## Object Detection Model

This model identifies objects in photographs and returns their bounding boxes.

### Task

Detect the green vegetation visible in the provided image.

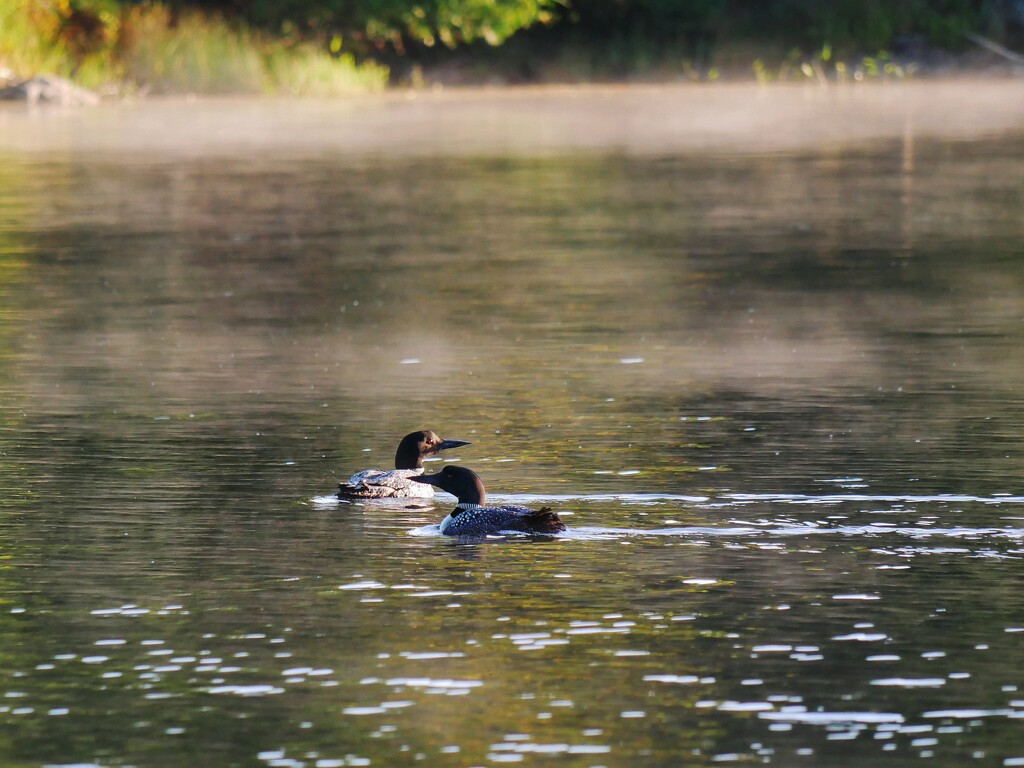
[1,0,1020,94]
[0,0,79,80]
[0,0,387,95]
[233,0,561,49]
[463,0,1020,83]
[117,5,386,94]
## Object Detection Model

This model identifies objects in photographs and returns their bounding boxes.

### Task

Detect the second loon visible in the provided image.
[337,430,470,499]
[411,465,566,536]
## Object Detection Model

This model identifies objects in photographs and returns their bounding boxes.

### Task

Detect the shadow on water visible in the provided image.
[1,83,1024,767]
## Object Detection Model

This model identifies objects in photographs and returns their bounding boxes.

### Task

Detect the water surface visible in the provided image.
[1,82,1024,767]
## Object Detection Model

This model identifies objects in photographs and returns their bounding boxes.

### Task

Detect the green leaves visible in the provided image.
[356,0,561,49]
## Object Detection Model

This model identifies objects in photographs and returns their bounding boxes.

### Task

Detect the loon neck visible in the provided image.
[394,442,423,470]
[457,475,486,507]
[453,501,481,516]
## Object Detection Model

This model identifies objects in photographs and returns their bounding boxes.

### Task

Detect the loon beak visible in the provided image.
[410,472,440,486]
[434,439,470,453]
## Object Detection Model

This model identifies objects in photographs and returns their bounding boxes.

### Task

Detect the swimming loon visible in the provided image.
[411,465,565,536]
[337,430,470,499]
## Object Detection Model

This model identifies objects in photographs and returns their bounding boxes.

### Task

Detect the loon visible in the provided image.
[337,430,470,499]
[411,465,565,536]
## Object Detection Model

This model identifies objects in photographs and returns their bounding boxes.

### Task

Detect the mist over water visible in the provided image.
[2,81,1024,156]
[1,82,1024,767]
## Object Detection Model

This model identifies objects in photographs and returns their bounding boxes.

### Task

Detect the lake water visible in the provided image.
[1,82,1024,767]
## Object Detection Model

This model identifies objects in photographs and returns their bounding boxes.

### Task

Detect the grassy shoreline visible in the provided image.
[0,2,388,96]
[405,37,1023,89]
[2,1,1022,98]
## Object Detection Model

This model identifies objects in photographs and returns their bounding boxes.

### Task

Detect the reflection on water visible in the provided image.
[1,84,1024,767]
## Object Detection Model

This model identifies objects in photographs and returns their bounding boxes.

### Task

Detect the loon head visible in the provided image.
[411,465,486,505]
[394,430,470,470]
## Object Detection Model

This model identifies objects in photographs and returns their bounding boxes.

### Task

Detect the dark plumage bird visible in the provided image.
[337,430,470,499]
[411,465,565,536]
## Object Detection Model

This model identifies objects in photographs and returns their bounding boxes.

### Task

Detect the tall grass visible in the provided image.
[118,6,265,94]
[0,1,387,96]
[265,44,387,97]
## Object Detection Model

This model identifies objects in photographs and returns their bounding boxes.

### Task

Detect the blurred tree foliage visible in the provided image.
[168,0,563,50]
[159,0,1019,53]
[558,0,1019,52]
[7,0,1021,87]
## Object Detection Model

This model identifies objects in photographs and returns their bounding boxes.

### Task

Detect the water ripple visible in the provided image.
[722,493,1024,505]
[320,491,1024,507]
[407,522,1024,543]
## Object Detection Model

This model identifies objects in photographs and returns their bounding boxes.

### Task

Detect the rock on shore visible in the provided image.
[0,75,100,106]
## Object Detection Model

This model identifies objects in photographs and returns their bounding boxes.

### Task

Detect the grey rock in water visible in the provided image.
[0,75,100,106]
